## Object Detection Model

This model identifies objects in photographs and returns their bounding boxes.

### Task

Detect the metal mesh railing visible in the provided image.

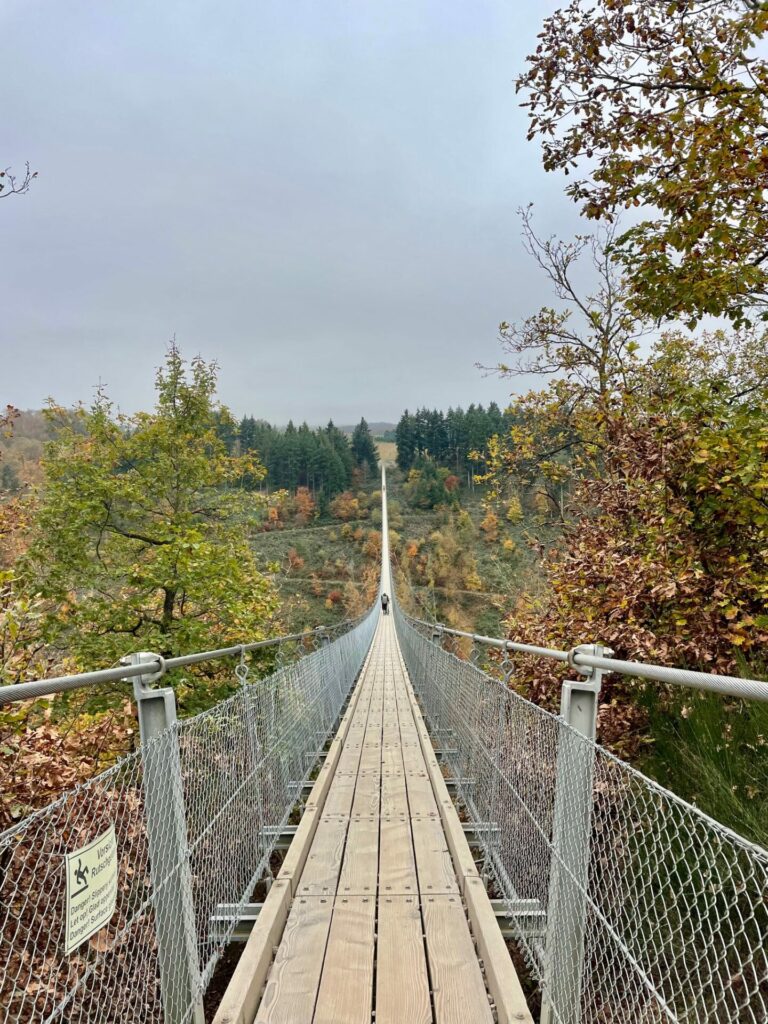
[395,602,768,1024]
[0,606,377,1024]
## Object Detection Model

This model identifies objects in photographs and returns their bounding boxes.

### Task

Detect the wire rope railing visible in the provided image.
[393,599,768,1024]
[0,607,377,1024]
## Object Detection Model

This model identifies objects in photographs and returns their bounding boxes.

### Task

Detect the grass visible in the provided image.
[250,504,381,632]
[640,689,768,848]
[375,440,397,466]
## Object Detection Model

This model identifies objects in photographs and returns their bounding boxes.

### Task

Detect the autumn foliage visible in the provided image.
[293,486,316,526]
[330,491,361,521]
[487,332,768,751]
[519,0,768,324]
[18,348,278,672]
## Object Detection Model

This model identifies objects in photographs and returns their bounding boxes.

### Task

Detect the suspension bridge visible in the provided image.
[1,470,767,1023]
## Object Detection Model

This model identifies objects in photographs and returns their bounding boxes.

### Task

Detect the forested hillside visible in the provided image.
[226,416,379,498]
[0,353,386,827]
[394,403,509,479]
[3,0,768,881]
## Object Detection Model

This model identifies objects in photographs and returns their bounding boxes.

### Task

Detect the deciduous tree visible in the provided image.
[493,208,643,397]
[496,332,768,749]
[0,162,37,201]
[519,0,768,323]
[22,346,278,668]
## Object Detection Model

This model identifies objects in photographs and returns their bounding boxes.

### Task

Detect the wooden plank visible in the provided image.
[380,770,407,816]
[404,770,440,815]
[358,745,382,773]
[337,816,378,896]
[306,736,342,809]
[381,744,403,770]
[254,896,333,1024]
[313,896,376,1024]
[407,676,481,894]
[322,774,357,817]
[412,815,459,896]
[350,771,380,817]
[297,815,348,896]
[335,741,364,774]
[378,815,418,896]
[212,877,291,1024]
[278,807,319,896]
[376,896,433,1024]
[464,876,534,1024]
[422,895,494,1024]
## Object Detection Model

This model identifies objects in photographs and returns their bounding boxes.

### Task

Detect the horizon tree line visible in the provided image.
[395,403,511,480]
[217,415,379,498]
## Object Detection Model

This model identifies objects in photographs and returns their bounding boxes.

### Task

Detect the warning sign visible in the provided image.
[64,823,118,955]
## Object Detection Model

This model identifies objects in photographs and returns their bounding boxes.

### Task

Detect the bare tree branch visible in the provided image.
[0,162,37,200]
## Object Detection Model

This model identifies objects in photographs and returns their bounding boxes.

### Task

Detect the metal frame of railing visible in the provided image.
[0,608,377,1024]
[394,603,768,1024]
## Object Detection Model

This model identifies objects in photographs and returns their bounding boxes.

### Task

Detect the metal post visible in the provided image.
[540,644,612,1024]
[127,653,205,1024]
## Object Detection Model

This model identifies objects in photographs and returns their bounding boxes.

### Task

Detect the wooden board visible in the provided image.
[464,876,534,1024]
[337,816,378,896]
[322,774,357,816]
[380,771,408,816]
[381,743,404,770]
[296,815,348,896]
[422,895,494,1024]
[378,815,418,896]
[412,815,459,896]
[350,771,381,817]
[376,896,433,1024]
[313,897,376,1024]
[254,896,333,1024]
[404,770,440,814]
[212,877,291,1024]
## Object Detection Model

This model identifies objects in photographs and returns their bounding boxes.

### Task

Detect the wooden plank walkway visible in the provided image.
[215,612,533,1024]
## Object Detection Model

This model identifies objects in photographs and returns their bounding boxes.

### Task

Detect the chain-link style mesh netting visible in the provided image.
[395,604,768,1024]
[0,607,377,1024]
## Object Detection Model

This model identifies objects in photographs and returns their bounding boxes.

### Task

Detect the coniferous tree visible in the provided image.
[351,418,379,479]
[394,403,512,479]
[217,414,361,497]
[326,421,355,485]
[395,411,418,471]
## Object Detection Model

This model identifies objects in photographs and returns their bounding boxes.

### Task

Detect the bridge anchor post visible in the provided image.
[540,643,612,1024]
[125,652,205,1024]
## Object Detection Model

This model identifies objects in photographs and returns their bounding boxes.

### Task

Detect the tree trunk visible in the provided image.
[161,587,176,632]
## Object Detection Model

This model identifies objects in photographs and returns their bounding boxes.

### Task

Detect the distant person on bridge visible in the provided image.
[380,592,390,615]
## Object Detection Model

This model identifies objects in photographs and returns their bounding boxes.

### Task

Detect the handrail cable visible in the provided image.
[408,615,768,703]
[0,615,365,708]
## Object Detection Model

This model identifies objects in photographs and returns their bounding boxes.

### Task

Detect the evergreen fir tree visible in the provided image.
[351,418,379,479]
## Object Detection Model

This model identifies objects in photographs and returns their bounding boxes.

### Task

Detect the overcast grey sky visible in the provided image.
[1,0,584,424]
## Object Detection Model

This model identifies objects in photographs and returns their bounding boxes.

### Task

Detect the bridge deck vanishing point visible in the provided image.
[214,611,532,1024]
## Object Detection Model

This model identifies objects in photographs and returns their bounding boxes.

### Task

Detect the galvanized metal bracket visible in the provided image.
[562,643,614,742]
